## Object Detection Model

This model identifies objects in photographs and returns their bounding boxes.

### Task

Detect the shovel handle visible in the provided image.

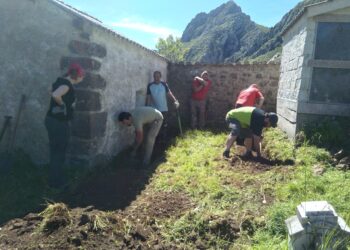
[8,95,26,152]
[176,109,183,137]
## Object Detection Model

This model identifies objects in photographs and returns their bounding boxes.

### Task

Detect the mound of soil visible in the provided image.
[0,190,193,250]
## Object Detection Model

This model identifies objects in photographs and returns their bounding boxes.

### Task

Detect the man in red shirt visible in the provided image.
[191,71,211,129]
[235,84,264,109]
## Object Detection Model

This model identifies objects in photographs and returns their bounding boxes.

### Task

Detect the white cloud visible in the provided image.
[111,18,181,39]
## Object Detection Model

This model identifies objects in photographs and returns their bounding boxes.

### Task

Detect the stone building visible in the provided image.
[0,0,282,167]
[0,0,168,166]
[277,0,350,138]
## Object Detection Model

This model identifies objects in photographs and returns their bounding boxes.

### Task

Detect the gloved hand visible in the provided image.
[174,100,180,109]
[51,103,67,116]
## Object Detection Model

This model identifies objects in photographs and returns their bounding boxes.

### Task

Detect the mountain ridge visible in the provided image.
[181,0,325,63]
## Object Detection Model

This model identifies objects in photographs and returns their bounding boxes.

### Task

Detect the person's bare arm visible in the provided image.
[195,76,209,85]
[253,134,262,156]
[193,77,208,92]
[193,82,203,92]
[52,85,69,105]
[256,97,264,109]
[133,130,144,151]
[167,91,177,103]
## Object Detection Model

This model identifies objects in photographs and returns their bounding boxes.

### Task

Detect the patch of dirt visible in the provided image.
[230,155,275,173]
[228,149,294,174]
[208,215,240,241]
[0,187,194,250]
[126,191,194,219]
[0,196,189,250]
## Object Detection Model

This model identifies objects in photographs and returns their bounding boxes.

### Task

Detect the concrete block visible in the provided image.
[297,201,338,225]
[287,201,350,249]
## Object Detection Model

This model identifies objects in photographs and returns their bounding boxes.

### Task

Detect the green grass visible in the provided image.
[252,129,350,249]
[147,129,350,248]
[1,128,350,248]
[301,117,350,151]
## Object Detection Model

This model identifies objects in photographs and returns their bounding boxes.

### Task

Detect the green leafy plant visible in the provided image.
[156,35,189,62]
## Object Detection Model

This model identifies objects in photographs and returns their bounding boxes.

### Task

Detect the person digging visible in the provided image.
[118,107,163,167]
[223,107,278,159]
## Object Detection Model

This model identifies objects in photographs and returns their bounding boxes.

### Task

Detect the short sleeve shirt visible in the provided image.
[236,87,263,107]
[191,79,211,101]
[46,77,75,121]
[226,107,265,136]
[131,107,163,131]
[147,81,170,112]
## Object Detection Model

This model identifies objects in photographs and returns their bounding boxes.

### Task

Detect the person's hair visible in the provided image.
[64,63,85,80]
[266,112,278,127]
[201,71,208,77]
[118,112,131,122]
[153,71,161,78]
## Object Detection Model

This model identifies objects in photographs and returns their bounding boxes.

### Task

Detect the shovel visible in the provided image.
[176,109,183,137]
[0,95,26,173]
[0,116,12,143]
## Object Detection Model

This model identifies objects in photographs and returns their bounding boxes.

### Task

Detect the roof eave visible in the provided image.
[50,0,170,62]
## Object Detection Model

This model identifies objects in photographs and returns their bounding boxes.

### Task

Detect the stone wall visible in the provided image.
[0,0,167,165]
[168,63,280,128]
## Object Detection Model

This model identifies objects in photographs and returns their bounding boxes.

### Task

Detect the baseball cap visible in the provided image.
[268,112,278,128]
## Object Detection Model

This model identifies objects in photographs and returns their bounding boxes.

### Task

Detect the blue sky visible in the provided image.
[63,0,301,49]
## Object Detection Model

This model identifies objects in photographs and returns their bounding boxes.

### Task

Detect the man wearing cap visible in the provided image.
[118,107,163,166]
[223,107,278,159]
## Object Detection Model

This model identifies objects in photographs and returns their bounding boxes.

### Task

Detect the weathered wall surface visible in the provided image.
[277,15,310,138]
[0,0,167,165]
[278,3,350,139]
[84,18,168,165]
[168,63,280,128]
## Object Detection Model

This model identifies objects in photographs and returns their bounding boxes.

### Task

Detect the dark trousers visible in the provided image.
[45,116,70,188]
[155,112,169,145]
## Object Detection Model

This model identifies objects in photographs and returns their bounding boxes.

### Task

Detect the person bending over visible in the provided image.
[223,107,278,159]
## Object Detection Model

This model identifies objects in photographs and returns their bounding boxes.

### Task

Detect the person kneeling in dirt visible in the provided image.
[118,107,163,166]
[223,107,278,159]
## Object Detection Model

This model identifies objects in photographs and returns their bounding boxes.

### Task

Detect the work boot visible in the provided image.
[223,150,230,158]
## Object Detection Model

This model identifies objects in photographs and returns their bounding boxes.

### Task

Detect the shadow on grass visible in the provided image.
[60,146,168,211]
[0,136,175,225]
[0,150,51,225]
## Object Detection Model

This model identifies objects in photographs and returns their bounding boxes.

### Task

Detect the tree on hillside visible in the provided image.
[156,35,188,63]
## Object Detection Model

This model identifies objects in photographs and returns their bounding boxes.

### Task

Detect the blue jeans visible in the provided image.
[45,116,70,188]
